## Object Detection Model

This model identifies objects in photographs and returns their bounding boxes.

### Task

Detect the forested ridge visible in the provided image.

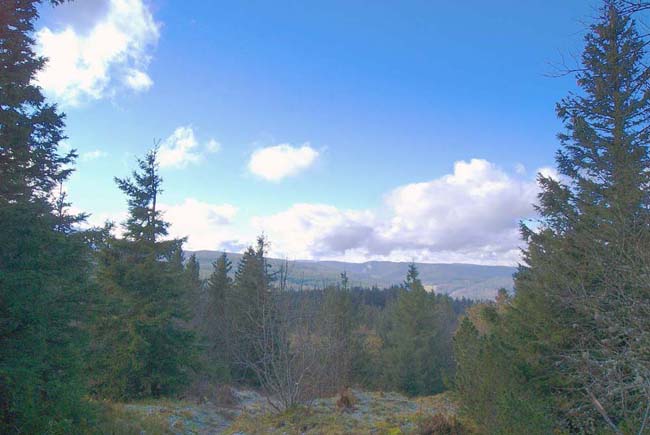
[3,0,650,434]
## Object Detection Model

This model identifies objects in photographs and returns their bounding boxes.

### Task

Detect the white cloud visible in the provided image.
[158,126,220,169]
[160,199,240,250]
[159,126,201,168]
[250,159,541,265]
[72,208,128,237]
[81,149,108,161]
[205,139,221,153]
[124,68,153,91]
[248,143,319,181]
[74,199,240,250]
[252,204,375,260]
[78,158,546,265]
[35,0,159,105]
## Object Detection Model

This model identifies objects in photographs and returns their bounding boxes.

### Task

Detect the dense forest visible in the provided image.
[3,0,650,434]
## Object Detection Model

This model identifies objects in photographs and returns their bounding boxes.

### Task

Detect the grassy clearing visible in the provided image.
[90,390,473,434]
[226,391,473,435]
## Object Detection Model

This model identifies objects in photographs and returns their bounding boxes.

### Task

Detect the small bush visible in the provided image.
[417,413,467,435]
[336,387,356,412]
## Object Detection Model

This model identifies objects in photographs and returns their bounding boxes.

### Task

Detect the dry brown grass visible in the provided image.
[416,413,468,435]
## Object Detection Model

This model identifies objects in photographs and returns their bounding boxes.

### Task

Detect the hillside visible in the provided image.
[189,250,515,300]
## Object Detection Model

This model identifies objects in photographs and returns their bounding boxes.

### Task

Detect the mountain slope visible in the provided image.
[189,250,515,300]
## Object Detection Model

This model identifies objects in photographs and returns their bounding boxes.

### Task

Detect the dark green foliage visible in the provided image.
[208,253,232,304]
[0,203,94,434]
[453,307,553,434]
[185,254,202,296]
[91,150,197,400]
[513,2,650,431]
[381,264,455,396]
[227,237,273,384]
[0,1,93,432]
[195,249,470,399]
[454,2,650,432]
[202,252,233,380]
[0,0,75,204]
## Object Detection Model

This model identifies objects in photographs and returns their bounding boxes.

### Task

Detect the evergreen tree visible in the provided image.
[455,2,650,432]
[382,264,444,395]
[184,253,203,325]
[319,285,354,392]
[340,270,349,291]
[92,149,196,399]
[204,252,233,379]
[228,237,272,383]
[0,1,93,432]
[453,303,553,434]
[208,253,232,304]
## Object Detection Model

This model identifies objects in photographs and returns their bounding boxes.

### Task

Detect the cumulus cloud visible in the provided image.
[35,0,160,105]
[158,126,219,169]
[76,199,240,251]
[160,199,240,250]
[248,143,319,181]
[251,159,541,265]
[252,204,376,260]
[81,159,545,265]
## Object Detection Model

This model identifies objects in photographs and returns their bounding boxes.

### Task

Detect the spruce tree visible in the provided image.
[0,1,93,432]
[204,252,233,379]
[93,149,196,399]
[208,253,232,304]
[459,2,650,432]
[383,264,442,395]
[229,236,272,384]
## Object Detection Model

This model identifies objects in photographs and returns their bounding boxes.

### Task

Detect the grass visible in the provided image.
[92,400,174,434]
[226,391,474,435]
[88,390,474,434]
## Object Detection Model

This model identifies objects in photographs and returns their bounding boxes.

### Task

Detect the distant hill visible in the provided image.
[189,250,515,300]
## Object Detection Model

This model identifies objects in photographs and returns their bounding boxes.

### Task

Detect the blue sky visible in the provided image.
[35,0,599,264]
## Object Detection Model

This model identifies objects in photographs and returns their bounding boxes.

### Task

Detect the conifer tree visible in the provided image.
[93,149,196,399]
[229,237,272,383]
[383,264,443,395]
[0,1,93,432]
[455,2,650,432]
[204,252,233,378]
[185,254,202,292]
[208,253,232,304]
[184,253,203,323]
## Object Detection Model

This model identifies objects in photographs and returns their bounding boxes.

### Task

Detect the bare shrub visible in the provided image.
[417,413,467,435]
[335,387,356,412]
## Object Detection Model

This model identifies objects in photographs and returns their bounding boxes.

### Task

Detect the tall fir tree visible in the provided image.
[455,2,650,432]
[92,149,196,399]
[383,264,444,396]
[229,236,272,384]
[203,252,233,379]
[0,1,93,433]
